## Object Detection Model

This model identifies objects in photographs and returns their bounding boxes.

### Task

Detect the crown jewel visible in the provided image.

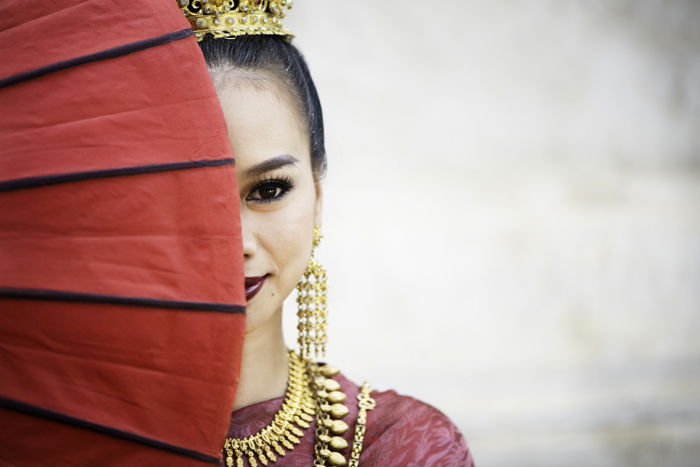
[178,0,293,41]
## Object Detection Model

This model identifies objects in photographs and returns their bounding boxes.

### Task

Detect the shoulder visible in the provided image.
[350,382,475,466]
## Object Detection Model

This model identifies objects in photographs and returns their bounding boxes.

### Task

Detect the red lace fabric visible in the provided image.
[223,373,475,466]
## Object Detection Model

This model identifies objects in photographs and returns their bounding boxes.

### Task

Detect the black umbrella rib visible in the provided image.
[0,28,194,88]
[0,158,235,192]
[0,287,245,313]
[0,396,220,463]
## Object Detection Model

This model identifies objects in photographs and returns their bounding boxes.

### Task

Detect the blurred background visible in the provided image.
[284,1,700,466]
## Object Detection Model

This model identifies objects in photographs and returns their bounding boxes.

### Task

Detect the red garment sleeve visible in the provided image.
[361,391,475,467]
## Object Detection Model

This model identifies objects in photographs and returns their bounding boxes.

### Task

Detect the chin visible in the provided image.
[244,298,283,333]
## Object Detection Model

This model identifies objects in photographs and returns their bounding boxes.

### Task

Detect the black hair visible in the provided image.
[199,36,326,179]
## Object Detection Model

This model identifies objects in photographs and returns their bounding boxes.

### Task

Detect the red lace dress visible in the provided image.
[223,373,475,466]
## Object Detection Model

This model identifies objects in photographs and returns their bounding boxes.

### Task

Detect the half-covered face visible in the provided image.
[216,72,322,333]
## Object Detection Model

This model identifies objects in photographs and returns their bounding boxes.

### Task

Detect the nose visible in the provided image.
[241,212,257,260]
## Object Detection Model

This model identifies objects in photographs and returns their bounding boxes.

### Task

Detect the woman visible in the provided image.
[181,1,475,465]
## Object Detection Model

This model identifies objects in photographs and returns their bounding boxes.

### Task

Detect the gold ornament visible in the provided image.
[178,0,294,41]
[296,225,328,360]
[348,382,376,467]
[223,350,314,467]
[309,362,350,466]
[222,352,354,467]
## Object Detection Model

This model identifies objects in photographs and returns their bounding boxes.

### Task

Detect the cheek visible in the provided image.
[262,187,317,289]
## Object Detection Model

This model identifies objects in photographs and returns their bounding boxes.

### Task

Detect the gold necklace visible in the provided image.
[309,361,352,466]
[223,350,370,467]
[223,350,315,467]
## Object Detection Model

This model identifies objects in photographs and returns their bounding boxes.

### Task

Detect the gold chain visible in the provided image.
[347,382,376,467]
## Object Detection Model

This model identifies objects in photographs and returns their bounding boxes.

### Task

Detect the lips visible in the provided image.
[245,275,268,302]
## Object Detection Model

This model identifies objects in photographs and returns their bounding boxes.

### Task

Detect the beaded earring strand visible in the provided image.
[296,225,327,360]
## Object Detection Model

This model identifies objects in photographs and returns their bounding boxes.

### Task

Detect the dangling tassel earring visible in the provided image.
[296,225,327,360]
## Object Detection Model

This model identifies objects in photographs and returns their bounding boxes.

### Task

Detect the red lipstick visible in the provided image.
[245,275,268,302]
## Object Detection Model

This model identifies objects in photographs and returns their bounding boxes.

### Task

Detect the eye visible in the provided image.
[246,177,294,203]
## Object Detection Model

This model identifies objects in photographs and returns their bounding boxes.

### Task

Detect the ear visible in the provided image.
[313,181,323,228]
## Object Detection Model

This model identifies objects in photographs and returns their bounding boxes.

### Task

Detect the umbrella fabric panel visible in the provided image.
[0,168,243,304]
[0,408,216,466]
[0,298,244,456]
[0,33,230,184]
[0,0,191,80]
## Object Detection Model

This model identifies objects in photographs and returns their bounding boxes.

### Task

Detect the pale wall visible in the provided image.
[282,2,700,466]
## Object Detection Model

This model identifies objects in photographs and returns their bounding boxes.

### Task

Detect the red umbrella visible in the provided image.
[0,0,244,465]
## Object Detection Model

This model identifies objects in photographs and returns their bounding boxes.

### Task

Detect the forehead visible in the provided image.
[216,75,310,172]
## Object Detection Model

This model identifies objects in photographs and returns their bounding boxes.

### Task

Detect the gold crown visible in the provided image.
[178,0,293,41]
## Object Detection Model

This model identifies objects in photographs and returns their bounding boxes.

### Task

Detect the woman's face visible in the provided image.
[216,73,322,333]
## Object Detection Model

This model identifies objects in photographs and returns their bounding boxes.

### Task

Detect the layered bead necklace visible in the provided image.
[223,350,361,467]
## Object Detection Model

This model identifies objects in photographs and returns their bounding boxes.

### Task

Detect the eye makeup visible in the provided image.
[245,174,295,203]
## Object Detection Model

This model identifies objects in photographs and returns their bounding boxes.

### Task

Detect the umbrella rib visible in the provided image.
[0,157,235,192]
[0,396,220,463]
[0,28,194,88]
[0,287,245,313]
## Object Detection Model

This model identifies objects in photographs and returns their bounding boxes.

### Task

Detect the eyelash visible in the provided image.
[246,175,295,204]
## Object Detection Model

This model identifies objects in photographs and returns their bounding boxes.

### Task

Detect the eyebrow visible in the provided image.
[242,154,300,178]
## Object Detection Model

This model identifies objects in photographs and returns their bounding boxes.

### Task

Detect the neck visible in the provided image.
[232,309,289,411]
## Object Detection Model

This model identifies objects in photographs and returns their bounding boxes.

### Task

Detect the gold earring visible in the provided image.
[296,225,327,360]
